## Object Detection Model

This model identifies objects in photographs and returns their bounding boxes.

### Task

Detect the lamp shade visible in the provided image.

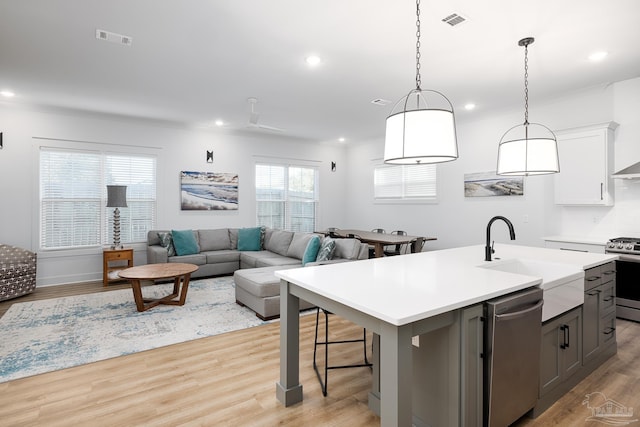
[106,185,128,207]
[384,89,458,164]
[496,123,559,176]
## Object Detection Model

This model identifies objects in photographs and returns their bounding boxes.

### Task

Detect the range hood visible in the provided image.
[612,162,640,179]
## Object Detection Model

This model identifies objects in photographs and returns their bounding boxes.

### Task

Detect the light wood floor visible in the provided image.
[0,282,638,426]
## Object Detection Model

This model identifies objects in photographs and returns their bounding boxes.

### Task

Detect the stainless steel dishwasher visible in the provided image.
[484,287,543,427]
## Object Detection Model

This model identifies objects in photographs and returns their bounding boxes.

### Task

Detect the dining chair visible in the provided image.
[313,307,372,396]
[326,227,340,238]
[368,228,386,257]
[384,230,408,256]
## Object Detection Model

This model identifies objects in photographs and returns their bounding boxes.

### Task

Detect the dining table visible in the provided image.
[320,229,436,258]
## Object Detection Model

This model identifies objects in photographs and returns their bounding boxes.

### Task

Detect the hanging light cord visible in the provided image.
[415,0,422,90]
[523,41,529,125]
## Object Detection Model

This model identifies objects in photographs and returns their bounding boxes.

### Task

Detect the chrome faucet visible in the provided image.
[485,216,516,261]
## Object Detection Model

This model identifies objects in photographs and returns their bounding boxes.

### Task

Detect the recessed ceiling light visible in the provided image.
[1,90,15,97]
[214,119,224,127]
[305,55,321,66]
[464,103,476,111]
[588,51,608,62]
[338,137,346,142]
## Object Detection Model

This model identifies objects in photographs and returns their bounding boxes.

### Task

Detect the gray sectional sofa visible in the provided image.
[147,228,369,319]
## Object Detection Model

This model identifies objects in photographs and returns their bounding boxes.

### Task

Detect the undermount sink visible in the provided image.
[479,258,585,321]
[479,258,583,290]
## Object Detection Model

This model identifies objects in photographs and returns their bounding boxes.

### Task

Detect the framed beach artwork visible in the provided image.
[464,172,524,197]
[180,171,239,210]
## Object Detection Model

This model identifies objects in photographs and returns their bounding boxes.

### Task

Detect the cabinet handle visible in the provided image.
[603,296,614,302]
[586,276,601,281]
[601,182,604,200]
[587,290,601,296]
[602,270,615,276]
[603,327,616,335]
[559,248,588,252]
[560,324,570,349]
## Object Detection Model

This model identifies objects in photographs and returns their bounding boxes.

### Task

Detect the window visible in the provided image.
[374,163,437,202]
[40,147,156,250]
[255,163,318,232]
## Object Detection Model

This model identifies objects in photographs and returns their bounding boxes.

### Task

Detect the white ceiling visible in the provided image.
[1,0,639,143]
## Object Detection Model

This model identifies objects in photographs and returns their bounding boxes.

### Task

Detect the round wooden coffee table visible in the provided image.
[118,263,199,312]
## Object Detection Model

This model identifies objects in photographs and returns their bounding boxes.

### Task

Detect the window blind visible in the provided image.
[374,163,437,201]
[255,163,318,232]
[40,147,156,249]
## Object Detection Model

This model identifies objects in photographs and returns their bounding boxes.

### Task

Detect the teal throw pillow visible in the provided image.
[171,229,200,256]
[238,227,262,251]
[302,235,321,266]
[157,232,176,256]
[315,237,336,262]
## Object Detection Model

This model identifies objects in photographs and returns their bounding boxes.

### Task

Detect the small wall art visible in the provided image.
[464,171,524,197]
[180,171,239,210]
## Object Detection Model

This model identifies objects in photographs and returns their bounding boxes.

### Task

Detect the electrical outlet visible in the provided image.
[523,214,529,223]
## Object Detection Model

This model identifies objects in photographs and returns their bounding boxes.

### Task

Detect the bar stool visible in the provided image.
[313,308,372,396]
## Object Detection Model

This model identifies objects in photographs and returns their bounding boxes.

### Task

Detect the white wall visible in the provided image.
[0,105,348,285]
[344,77,640,252]
[2,76,639,285]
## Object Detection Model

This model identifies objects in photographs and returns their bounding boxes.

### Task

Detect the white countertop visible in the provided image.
[543,235,609,245]
[275,244,618,326]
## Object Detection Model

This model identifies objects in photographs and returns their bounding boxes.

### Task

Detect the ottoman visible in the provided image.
[234,265,315,320]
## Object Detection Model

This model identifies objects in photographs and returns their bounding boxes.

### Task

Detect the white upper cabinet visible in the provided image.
[554,122,618,206]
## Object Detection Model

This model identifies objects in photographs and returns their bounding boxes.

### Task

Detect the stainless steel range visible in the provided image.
[606,237,640,322]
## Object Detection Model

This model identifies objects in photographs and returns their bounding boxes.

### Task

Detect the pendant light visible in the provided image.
[497,37,559,176]
[384,0,458,165]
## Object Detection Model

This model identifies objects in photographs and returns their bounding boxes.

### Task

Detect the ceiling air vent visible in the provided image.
[442,13,468,27]
[95,29,133,46]
[371,98,392,106]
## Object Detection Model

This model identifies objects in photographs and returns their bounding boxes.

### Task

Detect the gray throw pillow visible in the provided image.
[316,237,336,262]
[199,229,231,251]
[157,232,176,256]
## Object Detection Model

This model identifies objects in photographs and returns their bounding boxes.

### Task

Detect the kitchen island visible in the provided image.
[275,244,617,426]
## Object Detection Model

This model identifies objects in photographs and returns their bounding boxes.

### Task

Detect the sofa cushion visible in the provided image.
[286,233,314,259]
[264,229,295,256]
[157,232,176,256]
[229,228,239,249]
[255,256,301,268]
[234,265,299,298]
[302,235,321,266]
[238,227,262,251]
[333,238,361,260]
[203,250,241,264]
[316,237,336,262]
[168,253,206,265]
[172,229,200,256]
[199,229,231,251]
[240,251,282,268]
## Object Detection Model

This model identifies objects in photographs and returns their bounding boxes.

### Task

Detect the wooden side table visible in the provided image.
[103,248,134,286]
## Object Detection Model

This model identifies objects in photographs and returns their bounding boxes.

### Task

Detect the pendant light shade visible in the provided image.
[497,37,559,176]
[497,122,559,175]
[383,0,458,165]
[384,89,458,164]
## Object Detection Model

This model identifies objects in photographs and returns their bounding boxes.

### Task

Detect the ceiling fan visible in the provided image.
[247,97,285,132]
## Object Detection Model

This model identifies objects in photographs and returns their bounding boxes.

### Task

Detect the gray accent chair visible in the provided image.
[0,244,37,301]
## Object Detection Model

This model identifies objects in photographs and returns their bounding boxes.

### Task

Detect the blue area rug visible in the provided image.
[0,276,267,383]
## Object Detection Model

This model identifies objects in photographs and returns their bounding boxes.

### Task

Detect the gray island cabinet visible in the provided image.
[275,244,617,426]
[534,260,617,416]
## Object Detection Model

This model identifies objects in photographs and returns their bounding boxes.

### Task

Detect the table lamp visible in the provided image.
[106,185,127,249]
